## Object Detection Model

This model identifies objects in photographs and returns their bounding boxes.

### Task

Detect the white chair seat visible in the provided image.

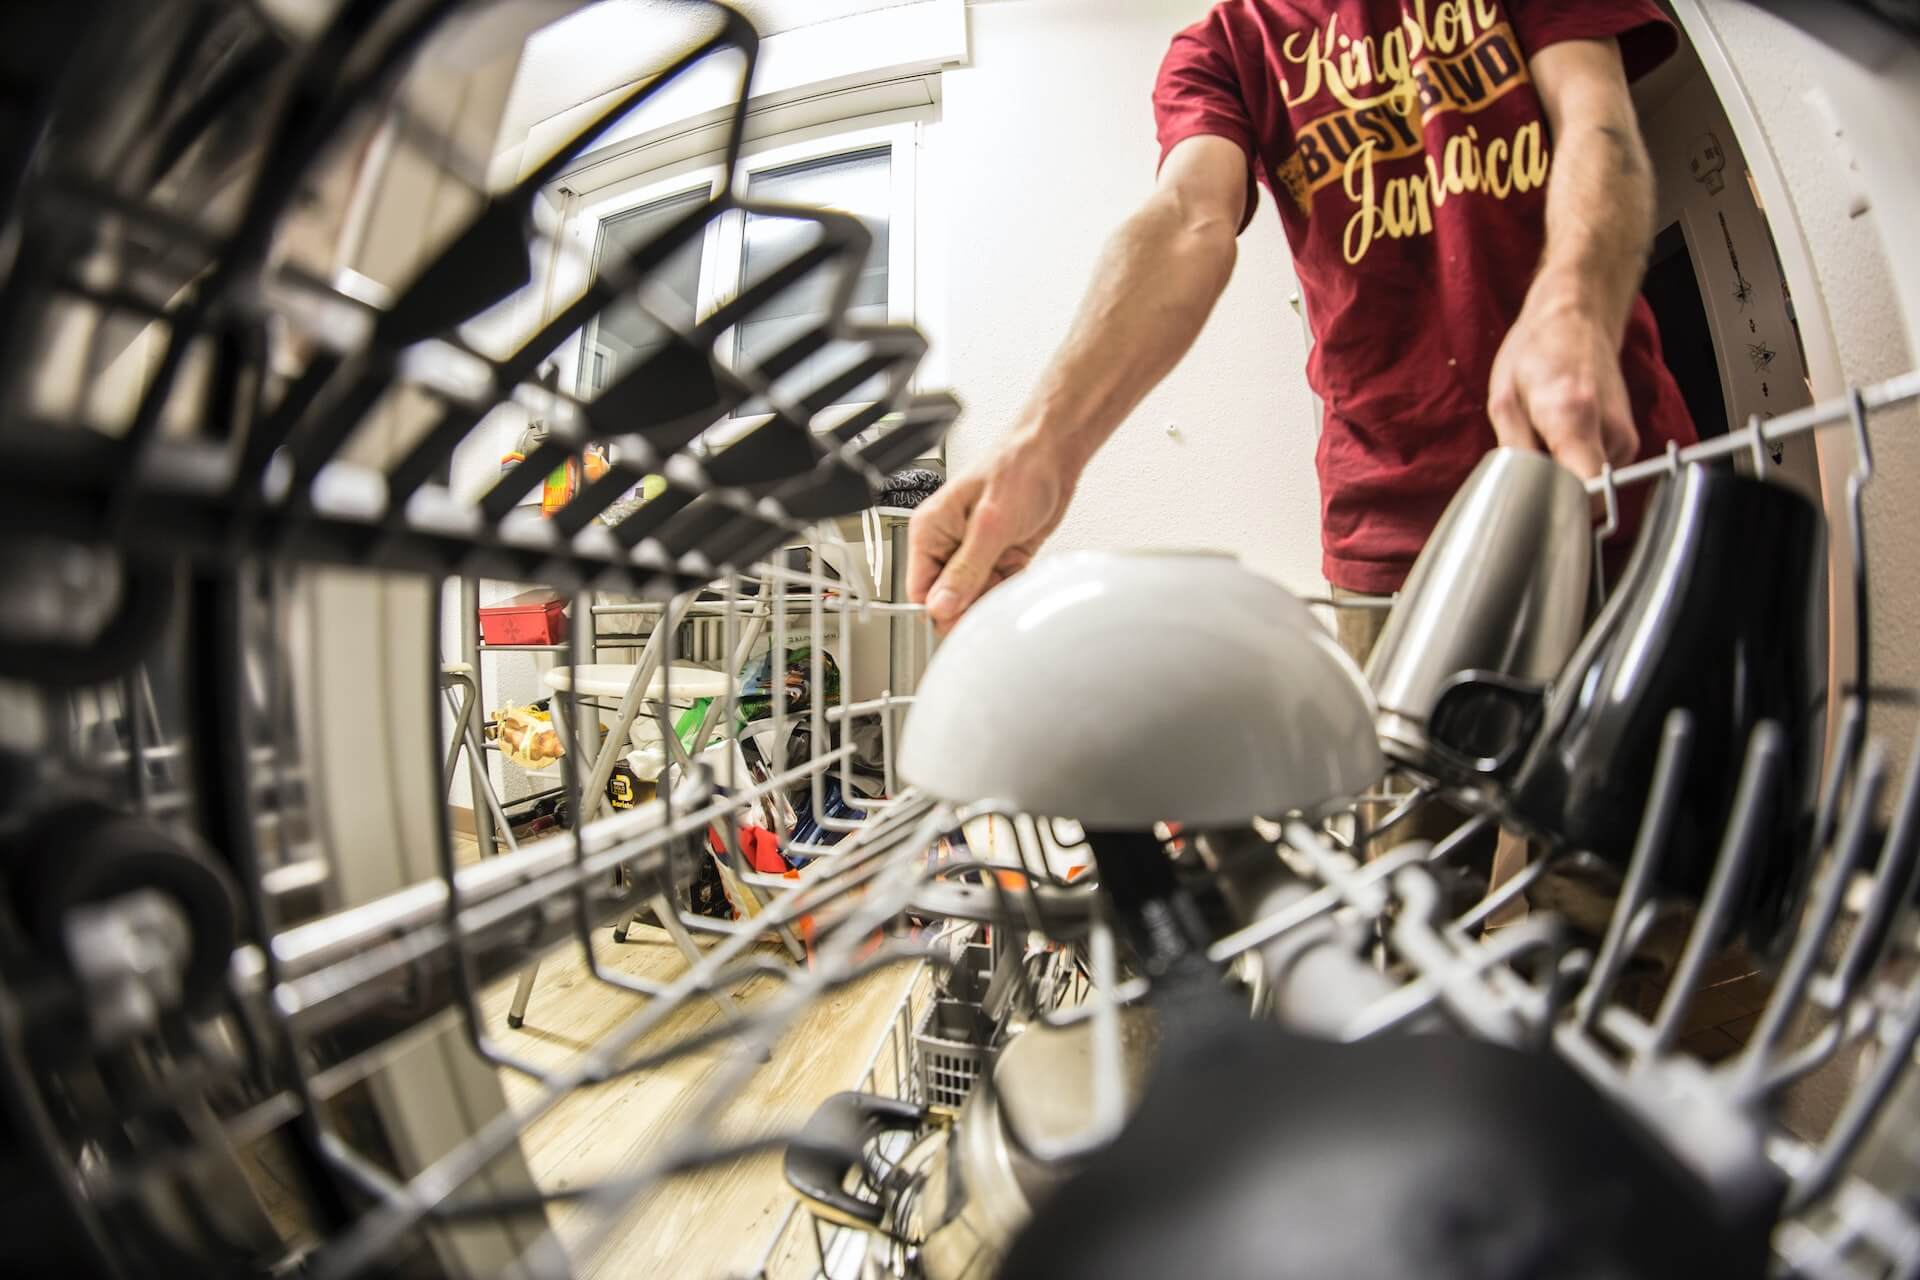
[542,663,731,702]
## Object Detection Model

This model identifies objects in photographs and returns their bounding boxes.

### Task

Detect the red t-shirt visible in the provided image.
[1154,0,1698,593]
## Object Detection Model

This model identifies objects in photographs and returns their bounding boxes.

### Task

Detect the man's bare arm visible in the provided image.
[908,134,1248,629]
[1002,134,1247,478]
[1488,37,1657,477]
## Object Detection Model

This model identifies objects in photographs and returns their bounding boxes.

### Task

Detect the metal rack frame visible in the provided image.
[0,2,961,1275]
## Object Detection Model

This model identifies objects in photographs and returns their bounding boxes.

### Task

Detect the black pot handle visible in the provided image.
[783,1091,927,1229]
[1427,670,1549,780]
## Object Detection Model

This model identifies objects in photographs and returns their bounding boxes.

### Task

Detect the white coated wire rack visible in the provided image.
[0,0,972,1274]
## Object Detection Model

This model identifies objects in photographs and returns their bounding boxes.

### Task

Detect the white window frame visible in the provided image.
[551,117,921,428]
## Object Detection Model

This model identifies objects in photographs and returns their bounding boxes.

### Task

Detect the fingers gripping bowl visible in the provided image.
[898,551,1385,828]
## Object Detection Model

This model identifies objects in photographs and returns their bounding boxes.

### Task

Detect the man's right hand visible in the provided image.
[907,435,1078,632]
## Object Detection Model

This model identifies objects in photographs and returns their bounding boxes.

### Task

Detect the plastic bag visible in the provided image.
[491,704,563,770]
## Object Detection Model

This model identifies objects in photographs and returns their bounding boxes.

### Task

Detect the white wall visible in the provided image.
[500,0,964,188]
[936,0,1325,596]
[488,0,1323,600]
[499,0,937,152]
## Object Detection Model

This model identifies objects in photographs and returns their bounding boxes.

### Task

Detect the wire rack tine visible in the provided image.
[1734,742,1889,1096]
[1648,722,1785,1055]
[1452,846,1569,933]
[1576,709,1693,1030]
[1347,912,1566,1042]
[1813,699,1869,876]
[1762,1000,1878,1104]
[559,590,691,1008]
[1207,843,1430,965]
[805,544,830,838]
[1826,721,1920,1007]
[1746,413,1770,474]
[709,578,753,901]
[1786,978,1920,1216]
[120,0,467,477]
[835,576,857,829]
[1387,867,1558,1044]
[771,550,792,868]
[1425,811,1499,866]
[1367,782,1438,844]
[426,586,563,1079]
[1010,814,1054,890]
[304,798,949,1279]
[1843,386,1875,721]
[1285,819,1389,919]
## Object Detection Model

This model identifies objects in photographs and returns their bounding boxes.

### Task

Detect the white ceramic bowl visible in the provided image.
[899,551,1384,828]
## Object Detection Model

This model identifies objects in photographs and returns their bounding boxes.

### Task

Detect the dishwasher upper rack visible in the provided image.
[1275,368,1920,1278]
[728,371,1920,1280]
[734,709,1920,1280]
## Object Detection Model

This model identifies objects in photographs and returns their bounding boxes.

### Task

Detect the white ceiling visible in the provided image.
[498,0,922,147]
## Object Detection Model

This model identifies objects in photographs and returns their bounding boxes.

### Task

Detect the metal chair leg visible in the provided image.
[612,909,643,944]
[444,666,545,1028]
[506,963,538,1029]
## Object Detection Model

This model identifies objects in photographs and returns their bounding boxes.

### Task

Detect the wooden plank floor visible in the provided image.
[474,892,918,1278]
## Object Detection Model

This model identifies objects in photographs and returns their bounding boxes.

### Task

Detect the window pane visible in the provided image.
[736,148,891,412]
[581,187,709,399]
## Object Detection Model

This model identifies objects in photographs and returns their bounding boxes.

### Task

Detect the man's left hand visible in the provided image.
[1487,287,1640,480]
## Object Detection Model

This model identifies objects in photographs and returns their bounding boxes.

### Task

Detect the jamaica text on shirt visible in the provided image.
[1340,121,1548,262]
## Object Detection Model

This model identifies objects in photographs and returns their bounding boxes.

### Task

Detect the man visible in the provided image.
[907,1,1696,650]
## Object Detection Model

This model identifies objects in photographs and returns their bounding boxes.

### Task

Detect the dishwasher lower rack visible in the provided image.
[752,955,942,1280]
[0,527,960,1279]
[751,926,1088,1280]
[913,931,1090,1116]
